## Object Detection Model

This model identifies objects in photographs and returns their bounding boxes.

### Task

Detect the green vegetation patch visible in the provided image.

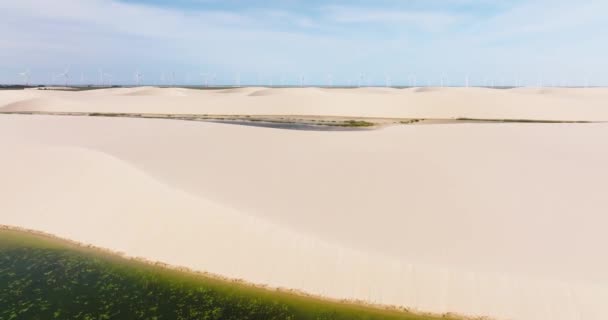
[338,120,375,127]
[0,228,456,320]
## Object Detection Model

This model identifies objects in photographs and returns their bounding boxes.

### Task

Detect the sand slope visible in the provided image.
[1,87,608,121]
[1,114,608,320]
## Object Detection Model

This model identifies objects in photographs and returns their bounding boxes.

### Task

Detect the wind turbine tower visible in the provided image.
[18,69,31,86]
[384,74,391,87]
[409,74,417,87]
[201,73,209,87]
[103,72,112,86]
[99,69,105,86]
[135,71,143,86]
[56,67,70,86]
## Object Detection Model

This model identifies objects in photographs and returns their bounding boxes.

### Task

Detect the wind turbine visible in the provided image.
[103,72,112,86]
[99,69,105,86]
[56,67,70,86]
[512,74,520,87]
[299,74,304,87]
[384,74,391,87]
[134,71,143,86]
[409,74,417,87]
[18,69,31,86]
[327,74,333,87]
[97,68,113,87]
[201,73,209,87]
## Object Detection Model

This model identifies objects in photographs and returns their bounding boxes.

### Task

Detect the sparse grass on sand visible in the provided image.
[339,120,375,127]
[0,228,461,320]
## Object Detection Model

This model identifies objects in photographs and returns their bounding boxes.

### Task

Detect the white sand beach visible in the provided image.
[1,87,608,320]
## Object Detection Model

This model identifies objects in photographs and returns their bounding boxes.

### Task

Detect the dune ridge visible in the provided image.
[1,114,608,320]
[2,87,608,121]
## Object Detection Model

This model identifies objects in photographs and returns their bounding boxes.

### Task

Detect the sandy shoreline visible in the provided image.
[1,87,608,320]
[0,224,474,320]
[1,110,596,127]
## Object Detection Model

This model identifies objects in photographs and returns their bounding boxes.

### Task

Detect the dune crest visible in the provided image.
[2,86,607,121]
[120,87,190,97]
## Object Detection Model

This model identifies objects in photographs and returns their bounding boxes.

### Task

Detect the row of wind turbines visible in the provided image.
[15,68,219,87]
[277,73,594,88]
[18,68,70,86]
[16,68,145,87]
[14,68,596,88]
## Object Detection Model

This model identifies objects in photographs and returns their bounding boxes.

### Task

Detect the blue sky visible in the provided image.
[1,0,607,86]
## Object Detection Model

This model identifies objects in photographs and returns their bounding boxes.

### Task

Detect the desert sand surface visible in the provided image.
[1,87,608,320]
[1,86,608,121]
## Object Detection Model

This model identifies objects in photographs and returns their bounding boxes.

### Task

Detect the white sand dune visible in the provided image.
[214,87,268,95]
[410,87,445,93]
[0,90,41,108]
[120,86,190,97]
[1,113,608,320]
[354,87,402,94]
[248,87,327,96]
[1,87,608,121]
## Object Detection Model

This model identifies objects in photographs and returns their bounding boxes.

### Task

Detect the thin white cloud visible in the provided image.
[0,0,606,85]
[322,6,463,31]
